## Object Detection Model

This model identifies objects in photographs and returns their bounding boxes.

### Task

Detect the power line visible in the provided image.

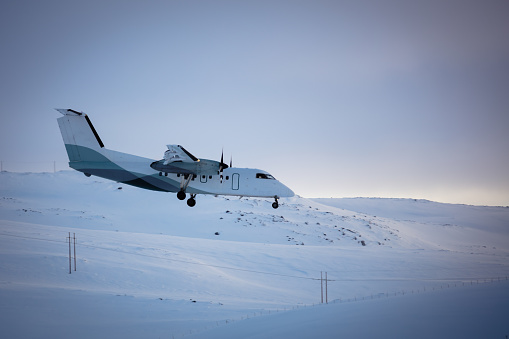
[2,232,507,284]
[82,242,320,281]
[0,232,319,281]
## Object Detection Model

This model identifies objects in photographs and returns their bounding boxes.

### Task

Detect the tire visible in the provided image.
[177,191,186,200]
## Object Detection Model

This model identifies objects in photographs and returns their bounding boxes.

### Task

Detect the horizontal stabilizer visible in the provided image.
[55,108,83,116]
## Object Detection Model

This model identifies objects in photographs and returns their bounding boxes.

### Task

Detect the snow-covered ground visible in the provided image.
[1,171,508,338]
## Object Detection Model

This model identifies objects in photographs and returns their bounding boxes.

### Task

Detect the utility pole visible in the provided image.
[320,272,329,304]
[321,271,323,303]
[67,232,71,274]
[73,233,76,271]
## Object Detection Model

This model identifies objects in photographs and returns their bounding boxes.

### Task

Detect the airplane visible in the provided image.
[56,109,294,208]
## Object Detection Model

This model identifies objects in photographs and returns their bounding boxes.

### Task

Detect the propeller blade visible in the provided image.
[219,148,228,171]
[220,148,224,183]
[230,155,232,168]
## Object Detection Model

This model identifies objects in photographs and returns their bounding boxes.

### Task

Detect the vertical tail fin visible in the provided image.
[56,109,105,162]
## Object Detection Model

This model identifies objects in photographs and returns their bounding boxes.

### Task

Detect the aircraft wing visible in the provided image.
[163,145,198,164]
[150,144,224,176]
[150,144,203,175]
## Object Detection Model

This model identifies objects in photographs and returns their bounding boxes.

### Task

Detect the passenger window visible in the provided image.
[226,176,229,180]
[209,175,212,179]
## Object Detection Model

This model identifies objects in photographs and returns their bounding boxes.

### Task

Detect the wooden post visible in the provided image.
[321,271,323,303]
[68,232,71,274]
[73,233,76,271]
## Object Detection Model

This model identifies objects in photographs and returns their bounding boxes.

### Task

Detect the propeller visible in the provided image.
[219,149,228,183]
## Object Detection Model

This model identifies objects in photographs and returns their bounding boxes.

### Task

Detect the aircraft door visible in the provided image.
[232,173,239,190]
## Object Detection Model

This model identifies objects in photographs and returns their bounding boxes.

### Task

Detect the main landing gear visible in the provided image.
[187,194,196,207]
[272,196,279,209]
[177,174,197,207]
[176,191,197,207]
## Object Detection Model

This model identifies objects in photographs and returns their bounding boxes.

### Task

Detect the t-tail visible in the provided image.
[56,109,105,163]
[55,109,166,190]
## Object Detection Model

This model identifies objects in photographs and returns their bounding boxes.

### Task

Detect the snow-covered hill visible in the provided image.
[1,171,508,338]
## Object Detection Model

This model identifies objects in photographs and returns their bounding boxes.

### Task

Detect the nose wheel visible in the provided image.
[272,196,279,209]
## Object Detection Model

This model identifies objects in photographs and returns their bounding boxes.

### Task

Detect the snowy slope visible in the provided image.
[1,171,508,338]
[189,279,509,339]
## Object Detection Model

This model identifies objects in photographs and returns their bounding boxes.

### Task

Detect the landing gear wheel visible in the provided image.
[177,191,186,200]
[272,196,279,209]
[187,195,196,207]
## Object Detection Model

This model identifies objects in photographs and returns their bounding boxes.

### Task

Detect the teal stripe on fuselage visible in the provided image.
[65,145,209,194]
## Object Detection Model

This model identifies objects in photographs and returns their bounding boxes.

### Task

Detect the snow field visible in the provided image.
[1,171,508,338]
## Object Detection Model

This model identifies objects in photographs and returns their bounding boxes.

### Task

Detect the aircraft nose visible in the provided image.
[282,185,295,197]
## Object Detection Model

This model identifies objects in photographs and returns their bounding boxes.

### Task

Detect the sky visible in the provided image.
[1,0,508,206]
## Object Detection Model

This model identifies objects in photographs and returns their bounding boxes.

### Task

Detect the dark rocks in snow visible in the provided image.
[215,232,220,236]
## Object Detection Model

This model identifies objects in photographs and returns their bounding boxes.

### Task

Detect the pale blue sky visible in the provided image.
[1,0,508,205]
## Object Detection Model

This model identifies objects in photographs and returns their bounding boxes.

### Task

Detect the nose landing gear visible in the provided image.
[272,196,279,209]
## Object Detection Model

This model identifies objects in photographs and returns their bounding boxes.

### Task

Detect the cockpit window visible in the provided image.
[256,173,275,180]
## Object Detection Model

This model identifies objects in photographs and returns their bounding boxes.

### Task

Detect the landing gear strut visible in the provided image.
[272,196,279,209]
[176,174,193,203]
